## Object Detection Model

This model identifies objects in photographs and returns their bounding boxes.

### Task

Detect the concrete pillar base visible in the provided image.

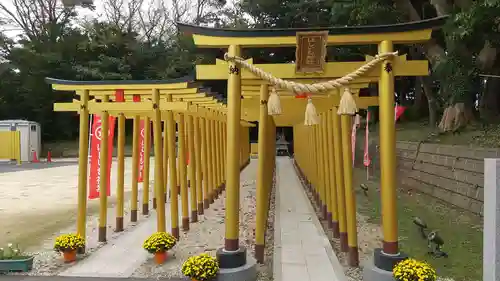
[362,259,396,281]
[215,256,257,281]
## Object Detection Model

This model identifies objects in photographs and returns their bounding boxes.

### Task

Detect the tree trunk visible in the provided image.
[480,76,500,122]
[419,76,438,127]
[409,45,439,128]
[413,77,427,117]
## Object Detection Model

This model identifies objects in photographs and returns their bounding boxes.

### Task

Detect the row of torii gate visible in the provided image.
[48,16,446,280]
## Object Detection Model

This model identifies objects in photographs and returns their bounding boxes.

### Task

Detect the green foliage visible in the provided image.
[1,0,500,142]
[433,50,478,104]
[0,4,199,141]
[446,1,500,51]
[348,0,405,26]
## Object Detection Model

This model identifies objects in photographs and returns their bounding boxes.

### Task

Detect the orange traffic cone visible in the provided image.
[47,150,52,163]
[32,150,40,163]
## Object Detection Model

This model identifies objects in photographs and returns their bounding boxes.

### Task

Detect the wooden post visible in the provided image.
[255,84,269,263]
[116,113,125,231]
[215,117,222,194]
[77,89,90,252]
[315,125,322,207]
[332,106,348,252]
[379,40,399,255]
[209,118,218,200]
[162,120,169,202]
[222,124,227,185]
[194,116,204,214]
[152,89,166,232]
[206,117,215,203]
[98,95,110,242]
[327,110,340,237]
[341,114,359,267]
[321,113,331,222]
[224,44,242,251]
[187,113,198,222]
[166,94,179,239]
[218,120,225,190]
[201,117,210,209]
[142,117,151,215]
[131,116,140,222]
[178,112,189,231]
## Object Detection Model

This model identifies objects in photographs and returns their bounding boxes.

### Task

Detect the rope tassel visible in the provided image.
[268,88,282,115]
[337,87,357,115]
[304,98,319,126]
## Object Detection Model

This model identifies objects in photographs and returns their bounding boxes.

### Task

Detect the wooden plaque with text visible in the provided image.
[295,31,328,74]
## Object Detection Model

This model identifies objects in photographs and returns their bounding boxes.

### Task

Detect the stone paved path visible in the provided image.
[58,212,158,277]
[58,198,185,278]
[273,157,347,281]
[2,157,347,281]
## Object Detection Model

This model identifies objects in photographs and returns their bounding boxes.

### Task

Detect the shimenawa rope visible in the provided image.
[224,51,398,124]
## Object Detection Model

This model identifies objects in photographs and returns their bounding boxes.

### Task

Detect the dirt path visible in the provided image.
[0,158,147,248]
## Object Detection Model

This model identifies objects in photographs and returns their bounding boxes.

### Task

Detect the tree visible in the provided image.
[0,0,79,43]
[238,0,500,131]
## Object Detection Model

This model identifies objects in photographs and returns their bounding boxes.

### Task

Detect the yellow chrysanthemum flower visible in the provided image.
[393,258,437,281]
[181,253,219,281]
[54,233,85,252]
[143,232,177,254]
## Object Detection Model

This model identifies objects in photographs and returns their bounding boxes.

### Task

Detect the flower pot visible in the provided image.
[0,256,34,272]
[154,251,168,264]
[62,250,77,263]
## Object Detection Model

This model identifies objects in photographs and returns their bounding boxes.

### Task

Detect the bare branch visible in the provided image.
[0,0,74,41]
[137,0,175,42]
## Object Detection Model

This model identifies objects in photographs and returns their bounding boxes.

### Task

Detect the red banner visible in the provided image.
[395,105,406,122]
[138,119,147,183]
[88,114,116,199]
[351,114,361,167]
[363,112,371,167]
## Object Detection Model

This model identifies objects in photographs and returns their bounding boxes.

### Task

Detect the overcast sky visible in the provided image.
[1,0,176,38]
[1,0,237,39]
[1,1,97,37]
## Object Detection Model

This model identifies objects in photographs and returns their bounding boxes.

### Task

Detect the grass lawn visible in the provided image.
[1,190,134,252]
[365,120,500,148]
[353,168,483,281]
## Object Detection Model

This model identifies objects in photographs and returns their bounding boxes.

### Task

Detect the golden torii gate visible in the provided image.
[47,77,254,247]
[179,15,445,280]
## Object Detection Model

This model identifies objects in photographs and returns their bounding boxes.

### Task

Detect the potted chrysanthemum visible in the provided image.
[54,233,85,263]
[143,232,177,264]
[182,253,219,281]
[393,258,437,281]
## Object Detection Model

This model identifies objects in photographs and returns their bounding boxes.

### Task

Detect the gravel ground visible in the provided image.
[294,163,455,281]
[3,189,153,276]
[2,160,277,280]
[256,170,276,281]
[131,161,275,280]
